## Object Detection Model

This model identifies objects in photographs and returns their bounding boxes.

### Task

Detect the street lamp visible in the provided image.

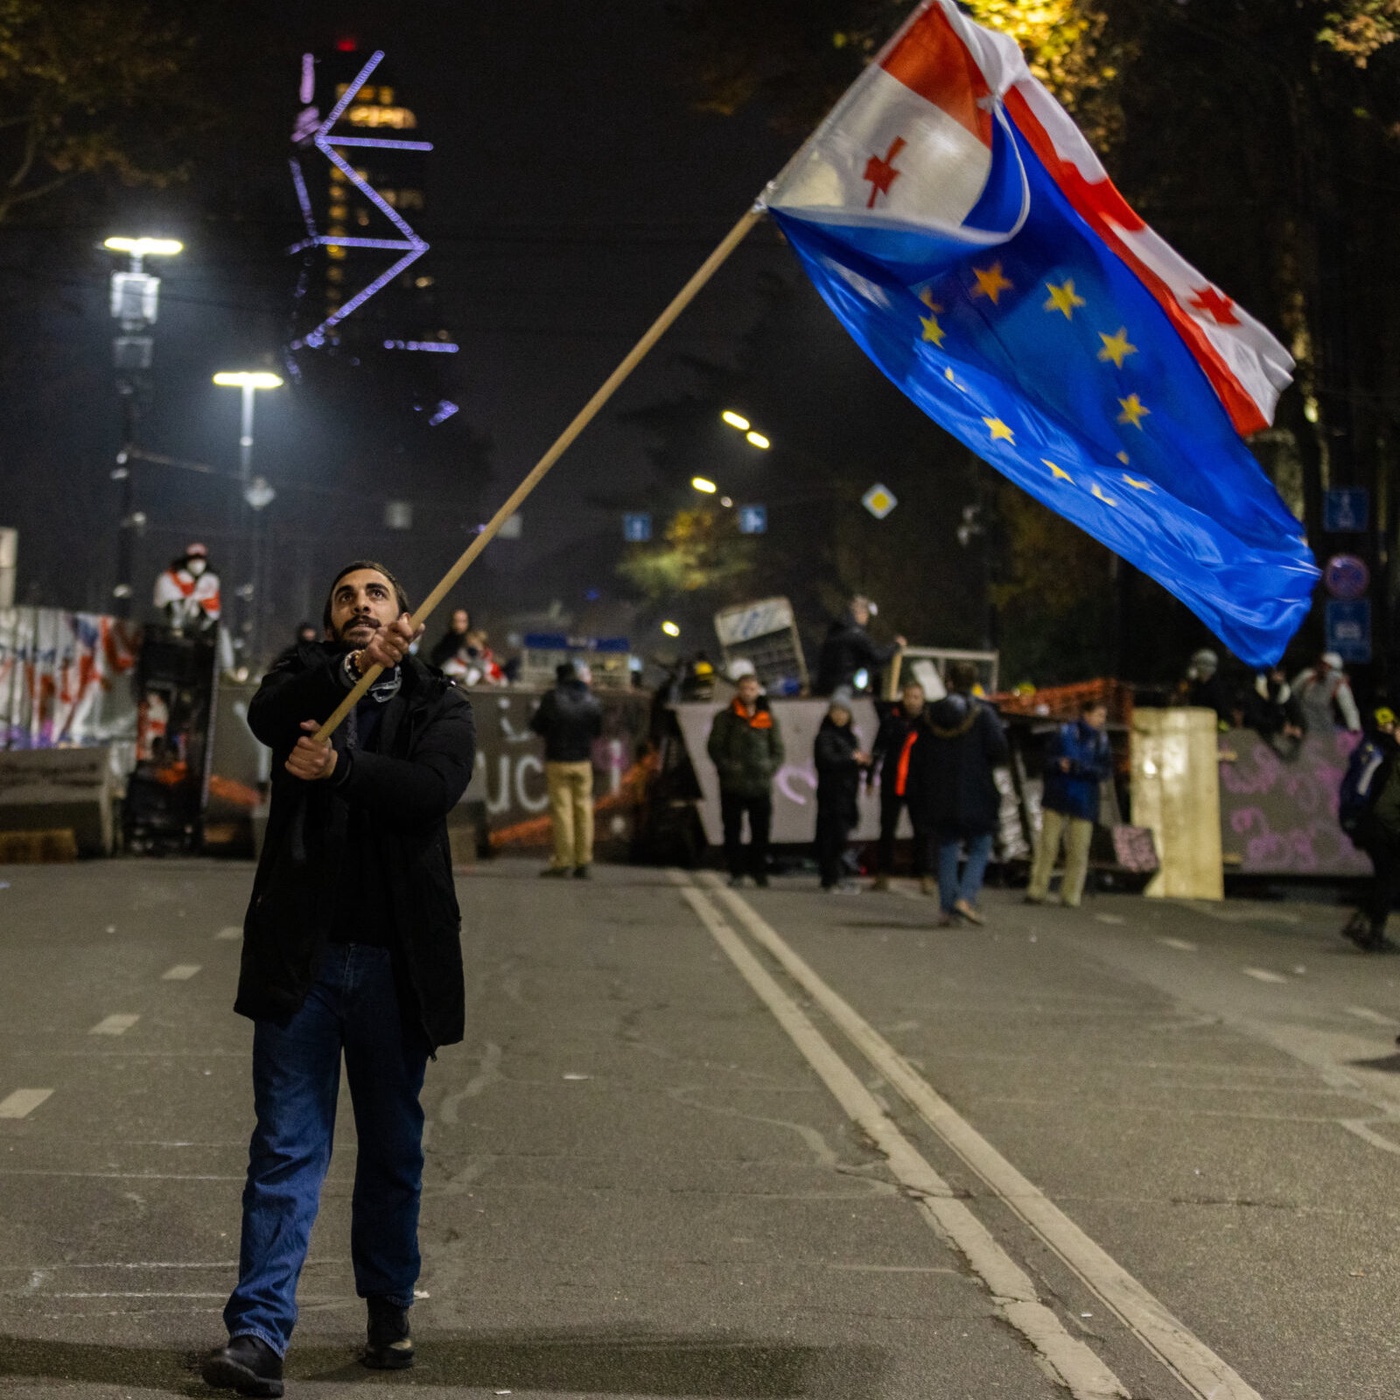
[720,409,771,450]
[212,371,284,482]
[104,234,183,614]
[213,371,284,667]
[661,620,681,637]
[691,476,717,494]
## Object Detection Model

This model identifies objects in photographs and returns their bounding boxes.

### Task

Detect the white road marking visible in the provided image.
[1157,937,1198,952]
[1340,1120,1400,1156]
[89,1014,140,1036]
[1242,967,1289,984]
[160,964,201,981]
[0,1089,53,1119]
[1347,1006,1400,1028]
[701,872,1267,1400]
[214,926,241,941]
[674,875,1128,1400]
[1095,914,1126,925]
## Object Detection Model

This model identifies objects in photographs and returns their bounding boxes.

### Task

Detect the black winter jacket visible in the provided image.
[236,644,476,1052]
[870,702,924,796]
[814,717,862,828]
[529,680,603,762]
[907,693,1008,836]
[814,612,899,696]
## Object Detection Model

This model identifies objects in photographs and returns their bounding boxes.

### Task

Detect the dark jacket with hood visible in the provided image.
[236,643,476,1053]
[814,715,862,828]
[814,612,899,696]
[907,691,1009,835]
[530,678,603,762]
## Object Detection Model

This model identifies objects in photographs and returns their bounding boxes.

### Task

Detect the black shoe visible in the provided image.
[202,1336,284,1397]
[753,873,769,888]
[539,865,573,878]
[1342,913,1382,951]
[573,864,591,880]
[363,1297,414,1370]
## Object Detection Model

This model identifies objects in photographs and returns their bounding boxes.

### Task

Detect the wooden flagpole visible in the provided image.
[314,204,764,744]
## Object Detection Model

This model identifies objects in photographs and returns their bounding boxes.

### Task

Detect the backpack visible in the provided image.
[1339,738,1387,835]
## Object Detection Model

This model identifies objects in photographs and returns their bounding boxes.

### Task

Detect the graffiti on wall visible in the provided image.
[1218,727,1369,876]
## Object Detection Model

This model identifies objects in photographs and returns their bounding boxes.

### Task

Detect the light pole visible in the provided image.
[103,235,182,616]
[213,371,283,667]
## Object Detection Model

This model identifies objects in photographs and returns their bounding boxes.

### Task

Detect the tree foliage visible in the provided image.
[0,0,198,222]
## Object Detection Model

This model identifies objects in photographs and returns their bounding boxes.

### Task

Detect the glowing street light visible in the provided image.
[103,234,184,616]
[745,431,771,450]
[213,371,284,390]
[103,236,184,261]
[691,476,718,494]
[213,371,284,482]
[721,410,750,431]
[661,620,681,637]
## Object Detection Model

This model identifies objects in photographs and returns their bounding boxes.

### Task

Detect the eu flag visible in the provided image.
[761,0,1316,667]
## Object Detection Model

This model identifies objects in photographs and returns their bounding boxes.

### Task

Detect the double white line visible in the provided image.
[672,870,1263,1400]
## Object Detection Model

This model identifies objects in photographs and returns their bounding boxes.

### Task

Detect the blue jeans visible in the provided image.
[936,830,995,912]
[224,943,429,1355]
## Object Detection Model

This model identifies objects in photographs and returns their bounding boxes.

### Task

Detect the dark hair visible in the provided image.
[1081,697,1109,715]
[947,660,978,693]
[322,560,411,632]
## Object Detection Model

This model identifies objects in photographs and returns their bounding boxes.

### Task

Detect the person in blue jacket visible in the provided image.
[1025,699,1111,908]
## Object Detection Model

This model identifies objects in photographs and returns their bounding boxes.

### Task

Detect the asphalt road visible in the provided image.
[2,857,1399,1399]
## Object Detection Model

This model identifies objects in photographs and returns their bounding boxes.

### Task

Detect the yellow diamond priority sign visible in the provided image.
[861,483,897,520]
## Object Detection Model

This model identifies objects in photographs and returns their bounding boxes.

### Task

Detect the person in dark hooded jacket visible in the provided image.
[813,594,906,696]
[813,688,871,890]
[203,562,475,1399]
[531,661,604,878]
[907,661,1008,926]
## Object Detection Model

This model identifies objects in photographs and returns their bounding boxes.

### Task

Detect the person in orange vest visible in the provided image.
[706,672,784,887]
[152,542,221,633]
[868,679,931,894]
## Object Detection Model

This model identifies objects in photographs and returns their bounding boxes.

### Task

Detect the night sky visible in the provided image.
[0,0,817,651]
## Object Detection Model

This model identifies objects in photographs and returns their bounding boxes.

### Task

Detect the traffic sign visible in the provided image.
[862,483,898,519]
[1323,553,1369,601]
[622,512,651,543]
[1324,488,1368,532]
[738,504,767,535]
[1326,598,1371,664]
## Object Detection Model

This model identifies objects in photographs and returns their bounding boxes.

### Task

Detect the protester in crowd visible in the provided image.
[869,680,932,894]
[1025,699,1111,908]
[153,542,221,634]
[1243,663,1307,756]
[429,607,470,670]
[814,688,871,892]
[1339,706,1400,952]
[1293,651,1362,733]
[1177,647,1231,723]
[814,594,906,696]
[531,661,603,879]
[202,561,475,1396]
[464,629,506,685]
[707,672,784,887]
[907,660,1008,927]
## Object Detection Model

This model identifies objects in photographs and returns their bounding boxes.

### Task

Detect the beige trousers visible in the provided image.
[1028,808,1093,907]
[546,760,594,869]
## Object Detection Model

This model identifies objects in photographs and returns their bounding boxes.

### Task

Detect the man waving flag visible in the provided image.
[760,0,1316,666]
